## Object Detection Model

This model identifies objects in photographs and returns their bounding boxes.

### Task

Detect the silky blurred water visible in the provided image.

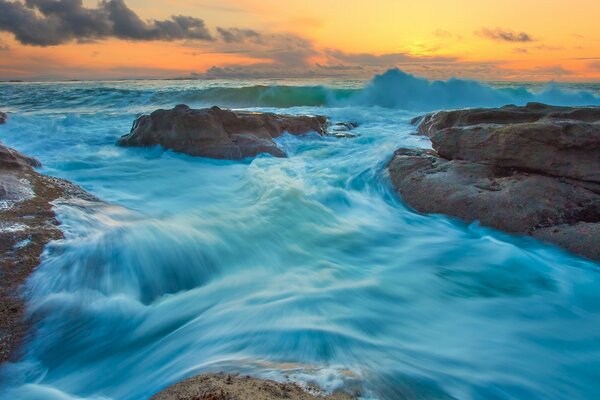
[0,74,600,400]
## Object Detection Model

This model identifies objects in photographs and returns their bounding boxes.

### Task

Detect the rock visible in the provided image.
[413,103,600,183]
[117,105,328,160]
[330,122,360,138]
[332,122,359,132]
[151,372,356,400]
[0,112,6,124]
[0,143,97,363]
[389,148,600,234]
[532,223,600,261]
[389,103,600,261]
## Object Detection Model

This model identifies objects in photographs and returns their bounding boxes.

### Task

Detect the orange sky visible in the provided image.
[0,0,599,81]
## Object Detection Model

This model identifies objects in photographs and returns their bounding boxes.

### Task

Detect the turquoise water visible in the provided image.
[1,71,600,399]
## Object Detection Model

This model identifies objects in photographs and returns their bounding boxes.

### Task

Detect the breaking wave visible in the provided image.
[2,69,600,113]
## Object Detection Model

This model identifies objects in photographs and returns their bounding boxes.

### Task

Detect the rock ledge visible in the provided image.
[390,103,600,261]
[0,142,97,362]
[117,105,330,159]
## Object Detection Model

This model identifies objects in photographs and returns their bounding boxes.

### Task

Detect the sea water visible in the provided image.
[0,70,600,399]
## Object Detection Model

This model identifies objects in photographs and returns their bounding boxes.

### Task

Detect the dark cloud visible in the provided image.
[198,29,318,66]
[477,28,533,43]
[216,27,262,43]
[198,64,320,79]
[0,0,213,46]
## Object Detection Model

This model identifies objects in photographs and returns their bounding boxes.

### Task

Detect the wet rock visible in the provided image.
[332,122,359,132]
[117,105,328,160]
[151,372,356,400]
[390,103,600,261]
[0,143,97,363]
[414,103,600,183]
[0,111,6,124]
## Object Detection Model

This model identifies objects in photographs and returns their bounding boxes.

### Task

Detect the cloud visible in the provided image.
[325,49,456,66]
[589,61,600,71]
[513,44,565,55]
[0,0,213,46]
[477,28,533,43]
[433,30,462,40]
[434,29,452,38]
[530,65,574,76]
[500,65,574,80]
[216,27,262,43]
[200,28,318,66]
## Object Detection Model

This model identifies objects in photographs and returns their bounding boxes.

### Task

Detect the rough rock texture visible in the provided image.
[390,103,600,261]
[151,373,356,400]
[0,112,6,124]
[117,105,329,159]
[413,102,600,183]
[0,143,96,363]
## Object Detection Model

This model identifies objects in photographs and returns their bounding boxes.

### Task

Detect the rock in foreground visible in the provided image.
[117,105,329,160]
[390,103,600,261]
[0,143,96,362]
[151,373,355,400]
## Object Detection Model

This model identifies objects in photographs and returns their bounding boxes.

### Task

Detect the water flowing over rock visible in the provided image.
[390,103,600,261]
[0,143,97,362]
[117,105,329,159]
[151,373,356,400]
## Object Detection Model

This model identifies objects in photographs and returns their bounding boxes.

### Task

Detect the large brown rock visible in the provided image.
[117,105,329,160]
[413,103,600,183]
[0,143,97,363]
[389,103,600,261]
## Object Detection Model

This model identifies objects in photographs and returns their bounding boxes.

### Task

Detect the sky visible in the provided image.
[0,0,599,81]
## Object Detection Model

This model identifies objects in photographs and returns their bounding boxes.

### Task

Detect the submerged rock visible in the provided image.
[0,143,97,363]
[389,103,600,261]
[117,105,329,160]
[0,111,7,124]
[151,373,356,400]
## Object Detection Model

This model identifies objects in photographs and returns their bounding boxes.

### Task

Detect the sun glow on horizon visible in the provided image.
[0,0,599,81]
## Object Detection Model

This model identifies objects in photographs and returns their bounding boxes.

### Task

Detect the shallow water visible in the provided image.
[1,75,600,399]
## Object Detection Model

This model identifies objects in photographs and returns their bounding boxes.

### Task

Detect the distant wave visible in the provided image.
[136,70,600,111]
[2,69,600,112]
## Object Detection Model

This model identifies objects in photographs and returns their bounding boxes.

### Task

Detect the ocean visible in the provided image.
[1,69,600,399]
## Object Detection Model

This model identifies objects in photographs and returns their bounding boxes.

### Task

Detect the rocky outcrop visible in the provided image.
[0,112,7,124]
[389,103,600,261]
[413,103,600,183]
[0,143,97,362]
[151,373,355,400]
[117,105,330,160]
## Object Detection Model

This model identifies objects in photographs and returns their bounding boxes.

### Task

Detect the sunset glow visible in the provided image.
[0,0,599,80]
